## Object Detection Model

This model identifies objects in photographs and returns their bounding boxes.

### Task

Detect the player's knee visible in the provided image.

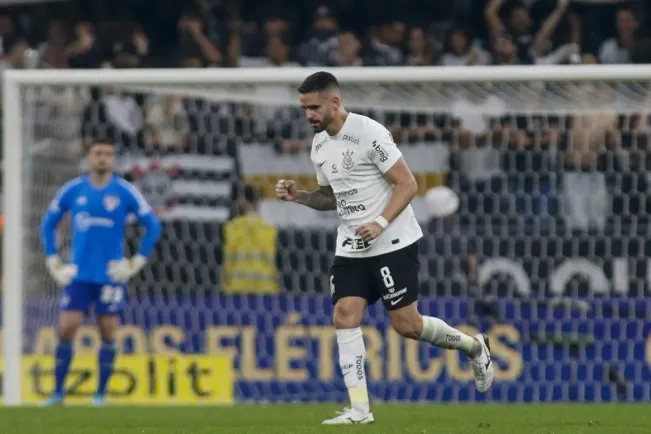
[390,311,422,340]
[58,311,83,340]
[58,323,79,341]
[97,315,119,341]
[333,299,364,329]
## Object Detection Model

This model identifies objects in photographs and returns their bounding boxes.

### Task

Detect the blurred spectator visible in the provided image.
[322,30,363,66]
[263,13,290,38]
[451,87,507,215]
[485,0,535,63]
[298,5,338,66]
[363,19,404,66]
[0,12,20,56]
[222,185,279,293]
[405,26,435,66]
[39,20,69,69]
[439,26,491,66]
[582,52,597,64]
[487,0,578,65]
[491,34,520,65]
[240,34,298,67]
[65,21,103,68]
[531,0,580,65]
[562,110,617,231]
[81,88,144,150]
[101,22,150,68]
[178,10,222,66]
[599,5,637,64]
[144,95,190,149]
[195,0,228,55]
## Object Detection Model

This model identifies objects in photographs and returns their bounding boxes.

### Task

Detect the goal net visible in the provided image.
[3,66,651,405]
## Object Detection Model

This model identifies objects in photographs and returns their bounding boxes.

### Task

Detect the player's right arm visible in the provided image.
[275,156,337,211]
[275,180,337,211]
[40,179,81,286]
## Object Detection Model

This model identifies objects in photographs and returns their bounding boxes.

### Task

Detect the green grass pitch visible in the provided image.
[0,404,647,433]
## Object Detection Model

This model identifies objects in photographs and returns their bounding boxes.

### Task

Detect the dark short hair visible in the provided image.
[241,184,261,204]
[298,71,340,94]
[89,135,115,150]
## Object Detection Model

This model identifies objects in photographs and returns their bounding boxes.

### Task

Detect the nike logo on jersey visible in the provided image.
[316,161,326,167]
[390,297,404,306]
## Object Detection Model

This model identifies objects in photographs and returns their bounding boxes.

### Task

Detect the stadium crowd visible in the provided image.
[0,0,649,70]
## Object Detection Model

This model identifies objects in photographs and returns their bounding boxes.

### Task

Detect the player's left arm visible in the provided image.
[108,180,162,282]
[356,134,418,241]
[126,182,162,259]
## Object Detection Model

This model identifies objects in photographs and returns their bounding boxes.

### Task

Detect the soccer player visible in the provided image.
[40,138,162,406]
[275,72,494,424]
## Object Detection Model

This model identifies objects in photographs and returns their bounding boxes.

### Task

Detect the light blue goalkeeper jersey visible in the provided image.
[40,174,162,284]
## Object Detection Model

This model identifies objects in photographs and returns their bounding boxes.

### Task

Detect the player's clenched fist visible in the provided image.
[275,179,297,201]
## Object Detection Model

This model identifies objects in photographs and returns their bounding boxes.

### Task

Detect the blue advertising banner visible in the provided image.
[18,295,651,403]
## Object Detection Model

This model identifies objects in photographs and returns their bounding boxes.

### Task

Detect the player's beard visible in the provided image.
[92,166,111,178]
[313,112,333,133]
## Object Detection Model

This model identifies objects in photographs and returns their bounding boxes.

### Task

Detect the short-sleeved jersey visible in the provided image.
[310,113,423,258]
[42,174,155,284]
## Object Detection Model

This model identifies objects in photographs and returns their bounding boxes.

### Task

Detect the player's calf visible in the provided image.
[388,304,423,340]
[330,297,372,420]
[96,315,119,401]
[44,311,84,405]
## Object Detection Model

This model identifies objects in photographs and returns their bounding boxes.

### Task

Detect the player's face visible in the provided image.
[300,91,337,133]
[88,143,115,175]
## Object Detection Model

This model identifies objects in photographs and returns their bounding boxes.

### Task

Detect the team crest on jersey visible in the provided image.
[76,196,87,206]
[342,150,355,170]
[103,195,120,212]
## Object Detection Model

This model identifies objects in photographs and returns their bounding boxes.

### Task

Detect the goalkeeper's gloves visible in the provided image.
[107,254,147,283]
[45,255,78,286]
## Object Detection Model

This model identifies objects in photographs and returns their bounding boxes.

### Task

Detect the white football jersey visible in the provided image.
[310,113,423,258]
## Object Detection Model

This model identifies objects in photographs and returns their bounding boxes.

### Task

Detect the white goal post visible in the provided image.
[3,64,651,406]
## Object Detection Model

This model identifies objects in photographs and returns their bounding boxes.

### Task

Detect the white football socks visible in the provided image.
[336,327,370,415]
[418,315,478,356]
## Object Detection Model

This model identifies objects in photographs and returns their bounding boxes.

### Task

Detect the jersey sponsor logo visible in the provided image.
[335,189,358,199]
[382,287,407,301]
[337,201,366,217]
[315,138,327,153]
[74,212,115,231]
[343,135,360,145]
[371,141,388,163]
[103,195,120,212]
[332,164,338,174]
[355,355,364,380]
[342,237,372,251]
[342,150,355,170]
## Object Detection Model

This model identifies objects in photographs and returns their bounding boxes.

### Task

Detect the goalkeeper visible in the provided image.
[39,138,161,406]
